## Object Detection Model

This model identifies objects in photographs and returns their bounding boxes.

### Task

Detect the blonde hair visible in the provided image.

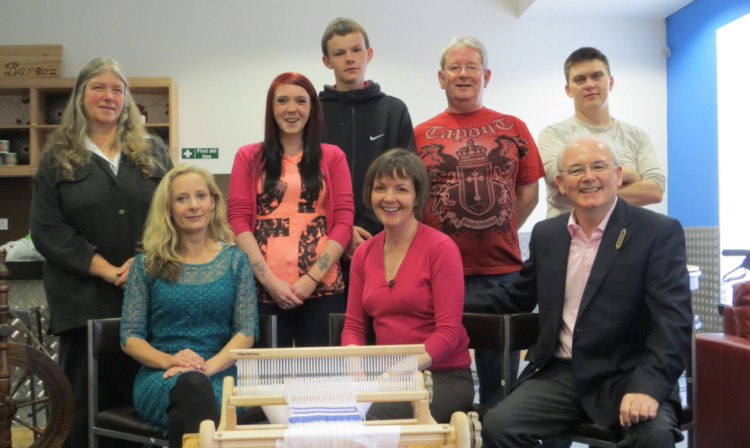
[142,164,234,282]
[43,57,164,179]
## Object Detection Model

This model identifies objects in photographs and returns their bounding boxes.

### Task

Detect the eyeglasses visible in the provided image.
[560,162,615,177]
[444,64,483,76]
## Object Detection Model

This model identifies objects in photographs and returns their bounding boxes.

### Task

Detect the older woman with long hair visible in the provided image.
[29,57,172,447]
[121,163,257,447]
[228,72,354,347]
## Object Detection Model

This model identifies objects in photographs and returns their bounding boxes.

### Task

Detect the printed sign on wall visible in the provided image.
[182,148,219,160]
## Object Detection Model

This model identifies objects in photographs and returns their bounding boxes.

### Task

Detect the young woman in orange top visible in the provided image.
[228,72,354,347]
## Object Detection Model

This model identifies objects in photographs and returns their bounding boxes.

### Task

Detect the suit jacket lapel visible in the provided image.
[548,217,572,325]
[577,199,633,316]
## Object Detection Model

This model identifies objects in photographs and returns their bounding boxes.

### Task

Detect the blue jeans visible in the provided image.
[465,272,521,407]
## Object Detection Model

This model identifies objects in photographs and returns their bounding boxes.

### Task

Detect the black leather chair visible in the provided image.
[328,312,507,349]
[502,313,694,448]
[88,314,278,447]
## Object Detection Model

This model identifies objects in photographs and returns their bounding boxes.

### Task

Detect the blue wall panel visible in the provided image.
[667,0,750,226]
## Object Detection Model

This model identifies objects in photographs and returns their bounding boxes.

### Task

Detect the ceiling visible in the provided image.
[516,0,695,20]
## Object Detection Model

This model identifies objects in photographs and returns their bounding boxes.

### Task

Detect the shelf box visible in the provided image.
[0,45,62,79]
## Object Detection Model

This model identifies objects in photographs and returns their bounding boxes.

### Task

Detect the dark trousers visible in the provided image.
[482,360,681,448]
[167,372,219,448]
[59,326,139,448]
[465,272,521,407]
[367,368,475,424]
[259,292,346,347]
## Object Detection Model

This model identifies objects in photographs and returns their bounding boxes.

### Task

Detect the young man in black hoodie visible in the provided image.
[320,17,415,260]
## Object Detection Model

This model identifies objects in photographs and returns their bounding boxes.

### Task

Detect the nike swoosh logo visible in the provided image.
[370,134,385,141]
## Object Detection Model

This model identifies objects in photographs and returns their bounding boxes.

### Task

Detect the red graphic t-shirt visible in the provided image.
[414,107,544,275]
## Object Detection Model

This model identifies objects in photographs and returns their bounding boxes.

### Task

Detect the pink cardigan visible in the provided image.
[227,142,354,249]
[342,223,471,370]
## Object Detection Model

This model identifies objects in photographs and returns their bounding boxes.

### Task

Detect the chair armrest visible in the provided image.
[500,313,539,398]
[504,313,539,351]
[257,314,277,348]
[462,313,505,351]
[724,305,737,335]
[695,333,750,448]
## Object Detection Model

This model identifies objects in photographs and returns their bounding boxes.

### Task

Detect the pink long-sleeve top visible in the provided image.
[342,223,471,370]
[227,142,354,250]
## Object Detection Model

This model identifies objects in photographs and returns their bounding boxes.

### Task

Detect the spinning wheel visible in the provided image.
[0,343,74,448]
[0,250,73,447]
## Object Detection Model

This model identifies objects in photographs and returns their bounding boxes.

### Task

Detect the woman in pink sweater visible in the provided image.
[341,148,473,423]
[228,73,353,347]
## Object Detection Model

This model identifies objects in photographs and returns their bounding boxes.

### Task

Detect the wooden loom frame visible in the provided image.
[198,345,481,447]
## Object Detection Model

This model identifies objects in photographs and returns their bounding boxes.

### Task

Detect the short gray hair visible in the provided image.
[440,36,488,70]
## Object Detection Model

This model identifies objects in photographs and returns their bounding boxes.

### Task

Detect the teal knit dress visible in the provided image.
[121,246,258,430]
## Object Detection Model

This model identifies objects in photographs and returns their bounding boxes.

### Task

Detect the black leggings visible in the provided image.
[259,292,347,347]
[167,371,220,448]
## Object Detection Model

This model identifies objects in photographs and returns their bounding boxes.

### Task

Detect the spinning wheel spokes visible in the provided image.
[3,343,73,448]
[0,251,74,447]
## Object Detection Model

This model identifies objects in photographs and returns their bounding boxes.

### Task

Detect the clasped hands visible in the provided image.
[163,348,208,379]
[266,274,315,310]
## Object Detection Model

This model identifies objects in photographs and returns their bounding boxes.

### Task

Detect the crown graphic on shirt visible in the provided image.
[456,140,487,163]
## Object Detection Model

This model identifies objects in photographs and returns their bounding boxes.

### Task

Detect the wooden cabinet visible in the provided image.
[0,77,177,177]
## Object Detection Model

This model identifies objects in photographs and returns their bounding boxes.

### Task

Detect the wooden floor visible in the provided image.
[11,428,34,447]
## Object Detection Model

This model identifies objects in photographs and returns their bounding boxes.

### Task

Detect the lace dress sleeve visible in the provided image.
[232,248,258,340]
[120,254,152,347]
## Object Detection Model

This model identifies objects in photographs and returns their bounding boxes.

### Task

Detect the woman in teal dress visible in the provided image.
[121,163,258,448]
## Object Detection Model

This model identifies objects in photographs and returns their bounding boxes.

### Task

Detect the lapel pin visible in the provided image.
[616,228,627,250]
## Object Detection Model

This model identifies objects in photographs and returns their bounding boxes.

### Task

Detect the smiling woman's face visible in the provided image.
[371,174,417,233]
[83,72,125,127]
[273,83,311,140]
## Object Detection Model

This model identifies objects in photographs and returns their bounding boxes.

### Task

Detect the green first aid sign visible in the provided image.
[182,147,219,159]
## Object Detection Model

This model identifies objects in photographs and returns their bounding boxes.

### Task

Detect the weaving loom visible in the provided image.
[198,345,481,447]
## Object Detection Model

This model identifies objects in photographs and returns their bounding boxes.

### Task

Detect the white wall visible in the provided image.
[1,0,669,230]
[717,12,750,302]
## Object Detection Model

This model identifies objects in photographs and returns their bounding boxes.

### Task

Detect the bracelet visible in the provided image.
[304,271,321,285]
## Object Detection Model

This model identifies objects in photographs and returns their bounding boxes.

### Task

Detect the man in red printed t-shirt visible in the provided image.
[414,36,544,409]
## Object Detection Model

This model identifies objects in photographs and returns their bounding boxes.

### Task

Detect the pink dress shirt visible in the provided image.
[556,198,618,359]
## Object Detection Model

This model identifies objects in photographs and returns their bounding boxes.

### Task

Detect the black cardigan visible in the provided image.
[30,139,172,334]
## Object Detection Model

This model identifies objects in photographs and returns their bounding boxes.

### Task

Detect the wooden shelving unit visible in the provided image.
[0,77,178,177]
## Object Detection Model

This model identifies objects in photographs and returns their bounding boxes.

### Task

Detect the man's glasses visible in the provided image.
[560,162,615,177]
[444,64,483,76]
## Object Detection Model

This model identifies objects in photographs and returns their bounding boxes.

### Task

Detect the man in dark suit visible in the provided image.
[466,135,692,447]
